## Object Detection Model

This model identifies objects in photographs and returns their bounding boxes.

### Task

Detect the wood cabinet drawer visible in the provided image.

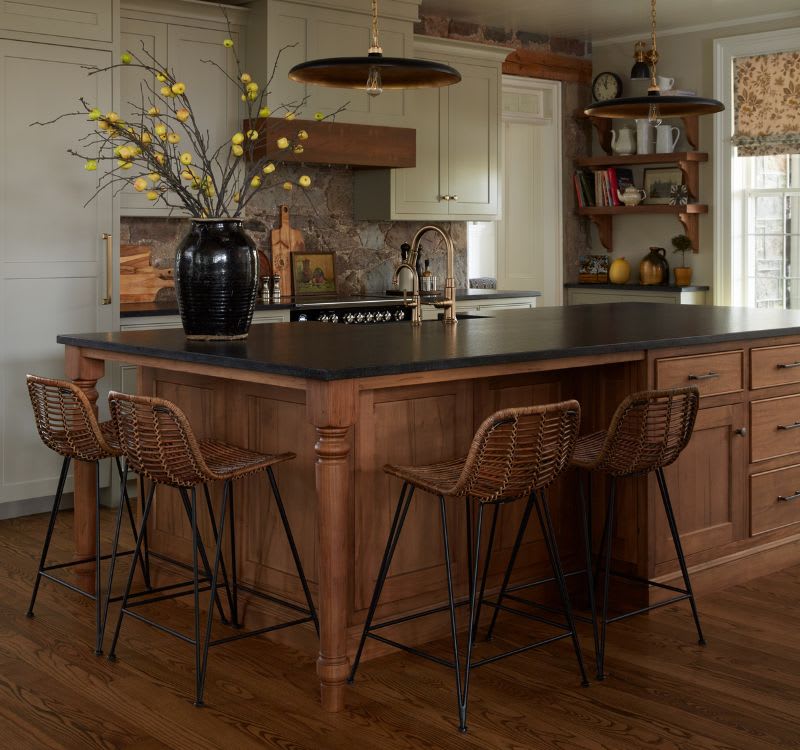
[751,344,800,389]
[655,351,743,397]
[750,463,800,535]
[751,394,800,462]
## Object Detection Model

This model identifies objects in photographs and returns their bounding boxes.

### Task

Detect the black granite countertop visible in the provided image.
[59,303,800,382]
[564,283,710,292]
[120,289,542,318]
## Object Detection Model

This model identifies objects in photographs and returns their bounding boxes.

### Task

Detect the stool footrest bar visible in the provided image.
[39,572,96,600]
[606,593,690,623]
[208,616,312,647]
[610,569,691,595]
[121,608,197,645]
[124,585,212,609]
[41,549,134,573]
[236,584,314,617]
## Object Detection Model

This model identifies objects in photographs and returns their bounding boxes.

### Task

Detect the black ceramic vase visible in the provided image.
[175,218,258,340]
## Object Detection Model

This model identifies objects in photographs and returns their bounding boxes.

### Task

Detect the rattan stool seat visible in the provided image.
[198,440,294,482]
[384,459,465,498]
[570,431,607,470]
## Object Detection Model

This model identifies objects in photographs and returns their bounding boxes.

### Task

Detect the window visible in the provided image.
[738,154,800,308]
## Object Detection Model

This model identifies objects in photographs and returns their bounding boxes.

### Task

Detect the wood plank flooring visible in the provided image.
[2,509,799,749]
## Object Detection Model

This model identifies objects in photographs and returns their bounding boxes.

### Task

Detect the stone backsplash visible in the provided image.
[121,164,467,302]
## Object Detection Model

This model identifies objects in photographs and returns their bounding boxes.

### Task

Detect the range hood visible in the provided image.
[244,117,415,169]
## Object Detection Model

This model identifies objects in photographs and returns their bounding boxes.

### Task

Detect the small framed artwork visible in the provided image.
[291,251,337,296]
[579,254,609,283]
[643,167,684,205]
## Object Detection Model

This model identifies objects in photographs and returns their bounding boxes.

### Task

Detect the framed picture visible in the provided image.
[291,251,337,296]
[578,254,609,284]
[643,167,684,205]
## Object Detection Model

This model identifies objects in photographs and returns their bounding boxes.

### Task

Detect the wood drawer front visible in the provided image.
[751,394,800,463]
[751,344,800,389]
[655,351,743,397]
[751,464,800,535]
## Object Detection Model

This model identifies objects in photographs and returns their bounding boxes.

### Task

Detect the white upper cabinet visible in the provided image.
[120,2,246,216]
[353,37,505,221]
[0,0,112,43]
[261,0,415,126]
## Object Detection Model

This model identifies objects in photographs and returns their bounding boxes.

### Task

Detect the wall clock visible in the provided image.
[591,71,623,102]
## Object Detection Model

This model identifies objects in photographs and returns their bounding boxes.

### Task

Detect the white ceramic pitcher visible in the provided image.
[656,125,681,153]
[635,119,653,154]
[611,126,636,155]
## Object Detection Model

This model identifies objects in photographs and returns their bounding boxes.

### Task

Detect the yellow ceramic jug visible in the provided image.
[609,257,631,284]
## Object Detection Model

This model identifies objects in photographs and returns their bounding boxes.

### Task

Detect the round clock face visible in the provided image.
[592,72,623,102]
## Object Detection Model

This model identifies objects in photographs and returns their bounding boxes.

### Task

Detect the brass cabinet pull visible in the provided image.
[101,232,112,305]
[450,194,459,201]
[687,371,719,381]
[777,421,800,431]
[777,361,800,369]
[778,490,800,502]
[734,427,747,437]
[441,194,451,201]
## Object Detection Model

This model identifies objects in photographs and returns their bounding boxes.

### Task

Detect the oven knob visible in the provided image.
[365,312,374,323]
[394,309,405,321]
[297,313,308,322]
[356,312,365,323]
[319,313,329,322]
[330,312,339,323]
[345,312,355,324]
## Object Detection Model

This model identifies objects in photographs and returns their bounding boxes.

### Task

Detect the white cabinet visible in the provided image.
[263,0,413,127]
[353,37,505,221]
[120,2,246,216]
[0,40,113,509]
[0,0,112,43]
[566,286,709,305]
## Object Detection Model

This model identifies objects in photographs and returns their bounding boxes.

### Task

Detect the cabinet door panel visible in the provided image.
[0,0,111,42]
[447,61,498,216]
[656,403,747,565]
[0,40,112,504]
[266,1,309,110]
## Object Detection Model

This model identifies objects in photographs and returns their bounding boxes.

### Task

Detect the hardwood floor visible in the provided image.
[3,508,800,749]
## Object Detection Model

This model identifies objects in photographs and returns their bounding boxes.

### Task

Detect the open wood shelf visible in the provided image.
[578,204,707,252]
[575,151,708,168]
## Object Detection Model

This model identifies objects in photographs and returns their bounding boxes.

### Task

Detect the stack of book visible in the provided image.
[573,167,634,208]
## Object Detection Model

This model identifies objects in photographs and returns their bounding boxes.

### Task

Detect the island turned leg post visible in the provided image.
[307,380,357,713]
[64,346,106,593]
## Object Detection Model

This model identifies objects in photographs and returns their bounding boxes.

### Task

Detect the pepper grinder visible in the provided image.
[271,274,281,301]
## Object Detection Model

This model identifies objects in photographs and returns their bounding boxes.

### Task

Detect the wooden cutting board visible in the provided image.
[270,205,304,293]
[120,244,174,303]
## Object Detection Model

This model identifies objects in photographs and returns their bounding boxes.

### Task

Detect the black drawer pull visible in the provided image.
[777,361,800,369]
[688,371,720,381]
[778,490,800,503]
[777,421,800,431]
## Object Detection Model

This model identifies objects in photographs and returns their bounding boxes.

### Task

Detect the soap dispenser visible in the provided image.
[396,242,415,293]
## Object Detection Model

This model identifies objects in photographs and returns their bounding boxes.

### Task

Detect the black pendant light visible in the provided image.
[585,0,724,120]
[288,0,461,96]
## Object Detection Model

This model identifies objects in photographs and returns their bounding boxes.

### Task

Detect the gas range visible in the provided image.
[289,295,409,325]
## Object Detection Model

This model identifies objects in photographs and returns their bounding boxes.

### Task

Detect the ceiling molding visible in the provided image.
[593,10,800,47]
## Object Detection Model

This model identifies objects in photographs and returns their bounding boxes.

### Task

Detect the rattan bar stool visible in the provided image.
[571,386,705,680]
[348,401,589,733]
[25,374,150,656]
[105,391,318,707]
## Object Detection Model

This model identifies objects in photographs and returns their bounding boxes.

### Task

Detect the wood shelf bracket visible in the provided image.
[678,211,700,253]
[681,115,699,150]
[677,159,700,201]
[590,116,613,155]
[589,214,613,251]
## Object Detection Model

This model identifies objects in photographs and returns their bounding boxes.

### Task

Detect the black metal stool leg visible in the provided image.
[267,467,319,636]
[485,491,536,641]
[190,486,203,707]
[534,490,589,687]
[94,460,103,655]
[465,496,473,601]
[137,475,153,589]
[116,458,151,591]
[108,481,157,661]
[196,480,231,707]
[597,477,616,680]
[200,483,236,626]
[178,487,229,626]
[656,467,706,646]
[100,461,132,653]
[27,456,71,618]
[578,471,601,676]
[472,502,499,645]
[348,483,414,682]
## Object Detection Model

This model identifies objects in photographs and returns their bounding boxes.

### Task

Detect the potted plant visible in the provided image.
[671,234,693,286]
[35,23,342,340]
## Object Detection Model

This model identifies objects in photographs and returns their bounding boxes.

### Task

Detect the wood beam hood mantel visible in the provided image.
[244,117,416,169]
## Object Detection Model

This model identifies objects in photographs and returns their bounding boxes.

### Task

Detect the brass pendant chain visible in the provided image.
[369,0,383,54]
[648,0,660,91]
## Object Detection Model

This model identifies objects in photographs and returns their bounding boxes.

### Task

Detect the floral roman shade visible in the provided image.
[733,50,800,156]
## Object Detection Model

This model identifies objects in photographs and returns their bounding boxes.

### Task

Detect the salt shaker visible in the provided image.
[271,274,281,301]
[260,276,270,302]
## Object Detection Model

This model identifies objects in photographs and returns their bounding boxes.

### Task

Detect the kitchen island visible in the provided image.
[58,303,800,711]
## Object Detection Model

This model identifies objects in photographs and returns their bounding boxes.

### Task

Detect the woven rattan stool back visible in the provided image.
[108,391,211,488]
[26,374,116,462]
[590,387,699,477]
[456,400,580,503]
